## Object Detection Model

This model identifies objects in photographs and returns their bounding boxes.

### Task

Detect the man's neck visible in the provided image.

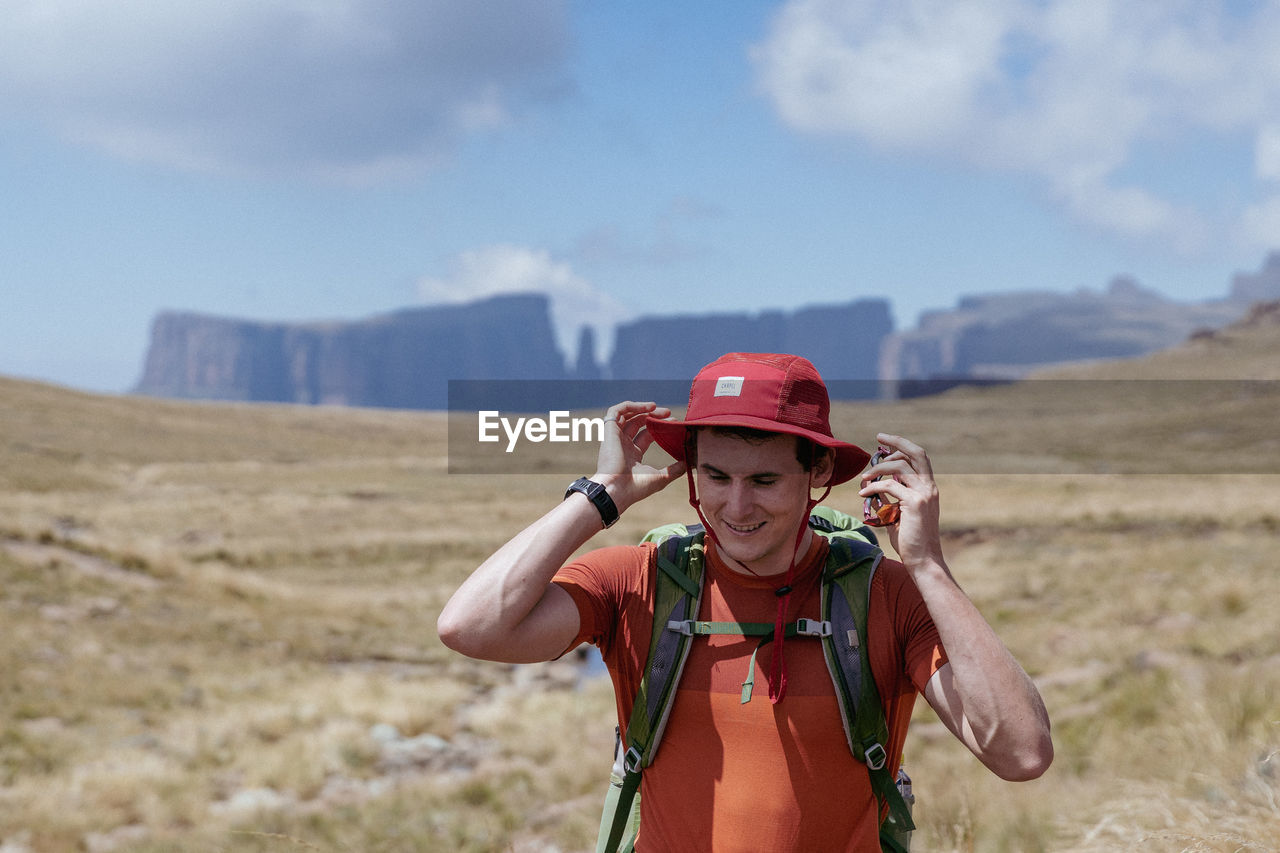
[715,527,816,580]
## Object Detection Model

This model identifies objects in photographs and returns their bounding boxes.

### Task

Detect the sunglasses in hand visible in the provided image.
[862,447,900,528]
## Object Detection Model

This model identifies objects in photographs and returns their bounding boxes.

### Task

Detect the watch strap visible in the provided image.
[565,477,620,528]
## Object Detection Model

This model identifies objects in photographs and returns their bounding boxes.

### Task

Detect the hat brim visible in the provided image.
[646,413,870,486]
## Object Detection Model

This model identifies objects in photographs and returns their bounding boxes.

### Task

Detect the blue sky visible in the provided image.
[3,0,1279,393]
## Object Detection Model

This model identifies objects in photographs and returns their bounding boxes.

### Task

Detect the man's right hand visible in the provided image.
[590,401,687,515]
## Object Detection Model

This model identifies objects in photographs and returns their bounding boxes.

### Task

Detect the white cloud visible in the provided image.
[752,0,1280,252]
[1052,170,1206,253]
[753,0,1019,147]
[1257,124,1280,182]
[1241,195,1280,250]
[0,0,571,181]
[417,245,633,361]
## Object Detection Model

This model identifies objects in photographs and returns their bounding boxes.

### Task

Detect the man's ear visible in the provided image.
[810,448,834,489]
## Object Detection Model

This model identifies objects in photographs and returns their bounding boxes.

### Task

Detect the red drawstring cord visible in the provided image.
[687,463,831,704]
[767,486,828,703]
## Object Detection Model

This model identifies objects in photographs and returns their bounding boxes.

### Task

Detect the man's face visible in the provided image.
[694,429,830,578]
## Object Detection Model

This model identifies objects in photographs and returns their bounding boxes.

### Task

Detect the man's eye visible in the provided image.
[753,478,778,487]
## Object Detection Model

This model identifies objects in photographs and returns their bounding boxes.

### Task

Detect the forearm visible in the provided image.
[436,489,606,661]
[438,401,684,663]
[859,434,1052,778]
[913,557,1053,780]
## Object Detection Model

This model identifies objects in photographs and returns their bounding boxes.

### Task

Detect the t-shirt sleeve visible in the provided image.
[551,544,652,659]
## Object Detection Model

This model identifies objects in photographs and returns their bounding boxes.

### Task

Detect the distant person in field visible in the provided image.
[438,352,1052,852]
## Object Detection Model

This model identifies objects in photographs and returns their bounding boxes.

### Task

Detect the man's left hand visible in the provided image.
[858,433,944,570]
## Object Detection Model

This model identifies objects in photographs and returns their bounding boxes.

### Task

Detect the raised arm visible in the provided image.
[436,401,686,663]
[860,433,1053,781]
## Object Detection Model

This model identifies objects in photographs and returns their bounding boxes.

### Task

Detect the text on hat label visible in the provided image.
[714,376,745,397]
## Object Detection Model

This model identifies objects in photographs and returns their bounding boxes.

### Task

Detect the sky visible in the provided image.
[3,0,1280,393]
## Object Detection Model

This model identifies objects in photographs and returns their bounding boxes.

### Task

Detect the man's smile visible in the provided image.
[724,520,765,534]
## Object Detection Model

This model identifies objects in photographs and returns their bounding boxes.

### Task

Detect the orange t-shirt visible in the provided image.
[554,533,947,853]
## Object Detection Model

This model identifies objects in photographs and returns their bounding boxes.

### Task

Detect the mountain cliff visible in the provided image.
[880,276,1247,382]
[135,294,899,407]
[133,253,1280,409]
[609,299,893,382]
[134,293,567,409]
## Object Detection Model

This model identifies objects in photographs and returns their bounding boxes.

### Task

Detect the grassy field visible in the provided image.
[1,312,1278,851]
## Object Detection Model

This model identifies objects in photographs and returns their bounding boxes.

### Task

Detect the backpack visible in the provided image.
[595,506,916,853]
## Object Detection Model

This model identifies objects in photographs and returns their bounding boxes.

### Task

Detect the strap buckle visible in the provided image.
[864,742,888,771]
[623,745,643,774]
[795,618,832,637]
[666,619,715,636]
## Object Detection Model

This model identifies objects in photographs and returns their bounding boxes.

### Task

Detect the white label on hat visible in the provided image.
[714,376,745,397]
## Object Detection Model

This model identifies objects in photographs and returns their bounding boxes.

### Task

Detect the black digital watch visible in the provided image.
[564,477,620,529]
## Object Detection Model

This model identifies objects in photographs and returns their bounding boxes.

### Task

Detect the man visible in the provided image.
[438,352,1052,851]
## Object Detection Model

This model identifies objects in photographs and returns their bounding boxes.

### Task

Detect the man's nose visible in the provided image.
[725,480,753,516]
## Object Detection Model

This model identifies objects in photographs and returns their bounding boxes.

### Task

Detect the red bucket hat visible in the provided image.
[645,352,870,484]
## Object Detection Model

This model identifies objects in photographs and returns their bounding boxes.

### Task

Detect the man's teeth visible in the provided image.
[727,521,764,533]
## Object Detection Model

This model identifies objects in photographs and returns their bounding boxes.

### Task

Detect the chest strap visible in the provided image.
[665,618,834,703]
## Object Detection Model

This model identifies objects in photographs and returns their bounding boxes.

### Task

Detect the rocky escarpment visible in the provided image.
[135,295,899,407]
[609,299,894,385]
[880,276,1252,383]
[134,254,1280,408]
[134,294,567,409]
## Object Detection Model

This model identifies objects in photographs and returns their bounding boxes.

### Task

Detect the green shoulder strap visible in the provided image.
[596,525,706,853]
[820,532,917,843]
[810,505,916,843]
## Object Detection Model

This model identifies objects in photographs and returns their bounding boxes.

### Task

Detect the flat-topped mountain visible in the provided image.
[881,275,1245,382]
[134,294,900,407]
[133,254,1280,408]
[134,294,568,409]
[609,299,893,381]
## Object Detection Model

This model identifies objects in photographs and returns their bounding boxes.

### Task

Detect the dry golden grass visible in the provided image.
[1,315,1278,851]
